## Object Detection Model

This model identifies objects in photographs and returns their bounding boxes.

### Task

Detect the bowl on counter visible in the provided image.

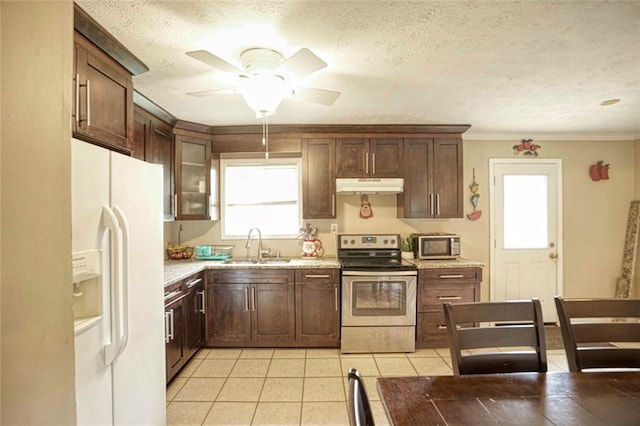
[167,244,194,260]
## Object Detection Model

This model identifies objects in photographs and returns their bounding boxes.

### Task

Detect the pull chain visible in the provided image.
[261,114,269,159]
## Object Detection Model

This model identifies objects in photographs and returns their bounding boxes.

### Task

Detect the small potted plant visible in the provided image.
[401,236,414,260]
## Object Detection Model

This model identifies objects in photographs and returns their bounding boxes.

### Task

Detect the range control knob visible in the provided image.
[342,239,348,246]
[390,239,396,245]
[350,239,355,245]
[383,239,388,244]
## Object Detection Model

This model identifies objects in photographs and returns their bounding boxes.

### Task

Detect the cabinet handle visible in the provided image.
[334,287,339,311]
[332,194,336,217]
[429,193,434,215]
[74,73,80,125]
[186,278,202,288]
[365,153,369,175]
[244,287,250,312]
[252,287,256,311]
[86,79,91,126]
[197,290,205,314]
[164,312,170,343]
[305,274,331,279]
[437,296,462,301]
[439,274,464,279]
[437,325,447,330]
[436,194,441,216]
[168,309,175,341]
[371,153,376,175]
[172,194,177,218]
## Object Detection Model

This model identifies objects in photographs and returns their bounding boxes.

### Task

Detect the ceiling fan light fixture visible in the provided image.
[240,74,289,116]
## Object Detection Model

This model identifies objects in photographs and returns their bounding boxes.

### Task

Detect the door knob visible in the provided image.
[549,253,558,259]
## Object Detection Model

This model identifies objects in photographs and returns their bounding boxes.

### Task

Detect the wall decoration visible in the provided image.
[512,139,541,156]
[359,194,373,219]
[589,161,610,181]
[467,168,482,221]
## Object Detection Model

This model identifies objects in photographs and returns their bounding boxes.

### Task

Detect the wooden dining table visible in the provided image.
[377,371,640,425]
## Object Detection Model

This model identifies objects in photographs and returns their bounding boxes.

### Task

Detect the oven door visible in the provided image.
[341,271,416,327]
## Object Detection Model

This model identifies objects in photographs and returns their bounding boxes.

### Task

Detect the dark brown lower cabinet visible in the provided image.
[184,273,205,360]
[206,270,295,347]
[416,267,482,348]
[164,291,186,382]
[295,269,340,347]
[165,272,205,384]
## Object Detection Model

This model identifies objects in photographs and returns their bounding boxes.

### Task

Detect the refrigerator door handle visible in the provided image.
[113,205,130,360]
[101,205,123,366]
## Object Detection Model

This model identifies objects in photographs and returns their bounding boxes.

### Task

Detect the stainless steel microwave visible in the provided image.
[412,233,461,259]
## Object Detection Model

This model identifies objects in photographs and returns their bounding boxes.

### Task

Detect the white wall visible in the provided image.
[171,138,635,302]
[1,2,76,424]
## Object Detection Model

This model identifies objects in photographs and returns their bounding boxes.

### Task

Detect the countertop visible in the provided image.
[408,257,485,269]
[164,257,484,287]
[165,257,341,287]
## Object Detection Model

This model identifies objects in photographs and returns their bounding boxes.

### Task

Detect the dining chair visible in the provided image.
[347,368,375,426]
[554,296,640,372]
[444,298,547,375]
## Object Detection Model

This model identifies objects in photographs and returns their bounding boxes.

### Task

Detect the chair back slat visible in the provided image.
[444,298,547,375]
[578,348,640,370]
[458,325,539,350]
[347,368,375,426]
[555,296,640,372]
[449,300,536,323]
[562,299,640,318]
[572,323,640,344]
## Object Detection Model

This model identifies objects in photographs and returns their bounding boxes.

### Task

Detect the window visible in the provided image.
[221,158,302,239]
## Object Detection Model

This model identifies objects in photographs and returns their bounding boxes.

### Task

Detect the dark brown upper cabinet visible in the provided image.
[174,132,213,221]
[336,138,403,178]
[398,138,463,219]
[303,139,336,219]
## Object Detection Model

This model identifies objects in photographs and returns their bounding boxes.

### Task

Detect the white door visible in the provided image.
[490,159,563,323]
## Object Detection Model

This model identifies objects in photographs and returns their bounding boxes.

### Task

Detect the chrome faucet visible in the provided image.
[245,228,263,259]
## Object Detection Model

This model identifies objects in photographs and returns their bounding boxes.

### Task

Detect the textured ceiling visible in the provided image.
[78,1,640,139]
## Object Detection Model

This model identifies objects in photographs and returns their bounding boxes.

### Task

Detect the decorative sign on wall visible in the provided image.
[589,161,610,181]
[467,168,482,221]
[359,194,373,219]
[512,138,541,156]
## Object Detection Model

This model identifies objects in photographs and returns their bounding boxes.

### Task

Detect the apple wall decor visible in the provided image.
[589,161,610,181]
[512,138,541,156]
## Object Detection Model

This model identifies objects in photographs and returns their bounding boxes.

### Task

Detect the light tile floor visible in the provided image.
[166,347,570,425]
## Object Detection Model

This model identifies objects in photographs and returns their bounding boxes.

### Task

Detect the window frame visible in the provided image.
[220,157,303,240]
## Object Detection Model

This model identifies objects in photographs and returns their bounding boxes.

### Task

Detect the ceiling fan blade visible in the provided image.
[186,87,239,97]
[292,86,340,105]
[186,50,243,74]
[276,48,327,79]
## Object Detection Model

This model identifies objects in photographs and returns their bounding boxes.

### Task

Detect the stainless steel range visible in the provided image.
[338,234,417,353]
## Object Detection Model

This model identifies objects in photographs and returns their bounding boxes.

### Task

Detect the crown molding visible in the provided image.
[464,132,640,141]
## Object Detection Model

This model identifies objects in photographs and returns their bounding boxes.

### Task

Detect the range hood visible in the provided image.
[336,178,404,194]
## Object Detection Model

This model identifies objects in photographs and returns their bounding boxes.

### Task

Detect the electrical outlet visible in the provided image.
[330,223,338,233]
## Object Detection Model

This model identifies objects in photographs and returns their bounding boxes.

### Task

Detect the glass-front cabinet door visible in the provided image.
[175,133,212,220]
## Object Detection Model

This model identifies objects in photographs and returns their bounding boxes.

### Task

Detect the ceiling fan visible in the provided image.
[185,47,340,117]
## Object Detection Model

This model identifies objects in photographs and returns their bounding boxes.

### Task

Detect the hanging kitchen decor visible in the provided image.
[359,194,373,219]
[589,161,610,181]
[467,168,482,221]
[512,139,541,156]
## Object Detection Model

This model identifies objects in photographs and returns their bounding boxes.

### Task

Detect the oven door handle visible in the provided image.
[341,270,417,277]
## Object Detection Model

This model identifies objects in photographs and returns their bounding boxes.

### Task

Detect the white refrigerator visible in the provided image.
[71,138,166,425]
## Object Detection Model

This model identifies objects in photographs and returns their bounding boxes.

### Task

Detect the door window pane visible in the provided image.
[503,175,548,249]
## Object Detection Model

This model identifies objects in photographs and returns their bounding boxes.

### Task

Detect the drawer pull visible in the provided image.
[439,274,464,279]
[186,278,202,288]
[437,325,447,330]
[305,274,330,279]
[438,296,462,301]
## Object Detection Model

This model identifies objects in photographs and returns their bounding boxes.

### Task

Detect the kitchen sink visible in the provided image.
[223,258,291,265]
